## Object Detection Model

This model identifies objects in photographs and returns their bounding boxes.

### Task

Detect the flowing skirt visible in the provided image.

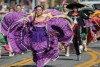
[29,26,59,67]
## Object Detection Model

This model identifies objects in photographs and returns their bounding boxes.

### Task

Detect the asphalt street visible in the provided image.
[0,41,100,67]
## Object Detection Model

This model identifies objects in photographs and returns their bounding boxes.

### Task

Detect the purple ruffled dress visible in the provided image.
[28,19,60,67]
[13,17,72,67]
[1,12,25,36]
[1,12,26,53]
[1,12,73,67]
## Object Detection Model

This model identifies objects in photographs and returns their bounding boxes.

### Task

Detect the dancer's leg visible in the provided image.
[65,45,70,56]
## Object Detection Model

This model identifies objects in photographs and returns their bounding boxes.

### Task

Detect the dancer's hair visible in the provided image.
[34,5,44,11]
[31,5,44,26]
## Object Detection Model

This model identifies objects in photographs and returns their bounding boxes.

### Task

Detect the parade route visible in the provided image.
[0,0,100,67]
[0,41,100,67]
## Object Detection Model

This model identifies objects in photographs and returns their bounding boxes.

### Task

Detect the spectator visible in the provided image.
[0,5,2,11]
[1,1,7,11]
[10,0,16,9]
[55,4,60,10]
[7,7,15,12]
[0,33,14,58]
[16,5,22,12]
[62,4,69,15]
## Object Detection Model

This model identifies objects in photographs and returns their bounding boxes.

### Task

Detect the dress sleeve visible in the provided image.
[24,15,33,22]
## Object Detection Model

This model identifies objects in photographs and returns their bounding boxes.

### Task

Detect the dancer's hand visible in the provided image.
[24,17,30,25]
[23,20,28,27]
[24,20,27,25]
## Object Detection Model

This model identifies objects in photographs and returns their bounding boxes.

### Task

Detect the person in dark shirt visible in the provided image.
[67,2,89,61]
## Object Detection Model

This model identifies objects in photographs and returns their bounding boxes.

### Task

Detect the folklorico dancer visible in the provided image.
[82,7,95,51]
[83,8,100,45]
[1,5,73,67]
[67,2,89,60]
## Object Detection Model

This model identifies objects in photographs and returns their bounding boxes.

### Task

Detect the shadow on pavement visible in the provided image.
[57,58,74,60]
[90,47,100,50]
[1,52,9,56]
[23,65,54,67]
[59,54,65,56]
[23,65,36,67]
[0,57,10,59]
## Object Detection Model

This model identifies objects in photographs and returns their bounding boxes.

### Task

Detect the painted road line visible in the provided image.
[2,48,98,67]
[20,51,96,67]
[85,60,100,67]
[84,48,100,67]
[6,58,32,67]
[16,60,33,66]
[75,49,98,67]
[0,66,5,67]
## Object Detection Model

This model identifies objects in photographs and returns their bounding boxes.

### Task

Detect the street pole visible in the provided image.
[44,0,48,9]
[32,0,41,10]
[51,0,55,8]
[32,0,36,10]
[36,0,41,5]
[16,0,19,5]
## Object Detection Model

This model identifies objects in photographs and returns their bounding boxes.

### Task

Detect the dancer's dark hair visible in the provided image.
[30,5,44,27]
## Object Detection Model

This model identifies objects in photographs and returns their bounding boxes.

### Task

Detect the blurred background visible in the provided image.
[0,0,100,12]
